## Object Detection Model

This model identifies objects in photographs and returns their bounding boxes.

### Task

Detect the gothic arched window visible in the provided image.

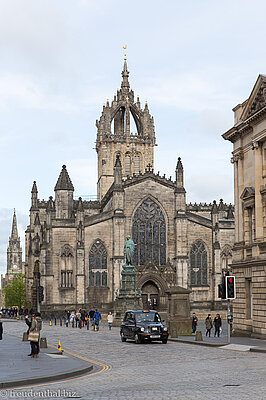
[89,240,107,287]
[132,197,166,266]
[190,241,207,286]
[60,244,74,288]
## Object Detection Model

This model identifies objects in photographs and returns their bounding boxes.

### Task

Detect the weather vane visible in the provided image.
[123,45,127,61]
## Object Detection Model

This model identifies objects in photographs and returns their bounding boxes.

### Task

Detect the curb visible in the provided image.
[250,347,266,354]
[0,364,93,389]
[168,338,228,347]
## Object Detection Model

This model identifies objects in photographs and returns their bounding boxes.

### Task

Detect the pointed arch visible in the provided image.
[132,197,166,266]
[190,240,207,286]
[89,239,108,287]
[60,244,74,288]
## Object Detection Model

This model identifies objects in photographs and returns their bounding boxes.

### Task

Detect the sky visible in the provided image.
[1,0,266,276]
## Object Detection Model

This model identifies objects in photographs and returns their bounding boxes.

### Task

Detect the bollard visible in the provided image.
[49,320,52,326]
[22,332,28,341]
[195,331,203,341]
[60,318,62,327]
[40,337,47,348]
[54,317,56,326]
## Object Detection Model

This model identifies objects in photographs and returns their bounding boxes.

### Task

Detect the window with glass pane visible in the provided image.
[89,240,107,287]
[132,197,166,266]
[190,241,207,285]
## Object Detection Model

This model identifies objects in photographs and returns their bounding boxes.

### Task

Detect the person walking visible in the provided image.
[28,313,40,358]
[107,312,113,330]
[70,311,75,328]
[191,313,198,334]
[89,308,95,328]
[214,314,222,337]
[93,309,102,331]
[25,313,33,356]
[35,312,42,356]
[205,314,212,337]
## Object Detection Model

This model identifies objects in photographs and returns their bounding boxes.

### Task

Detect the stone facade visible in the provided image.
[25,62,235,316]
[223,74,266,337]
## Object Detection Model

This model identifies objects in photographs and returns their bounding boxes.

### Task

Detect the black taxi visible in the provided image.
[120,309,168,344]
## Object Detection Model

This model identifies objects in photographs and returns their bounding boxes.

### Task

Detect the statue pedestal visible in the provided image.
[166,286,192,337]
[113,263,142,327]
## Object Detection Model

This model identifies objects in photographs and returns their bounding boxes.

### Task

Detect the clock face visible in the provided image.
[13,265,18,270]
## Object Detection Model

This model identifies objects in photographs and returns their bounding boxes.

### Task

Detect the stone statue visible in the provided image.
[123,234,135,266]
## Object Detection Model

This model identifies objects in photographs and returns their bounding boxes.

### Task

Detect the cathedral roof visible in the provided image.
[54,165,74,191]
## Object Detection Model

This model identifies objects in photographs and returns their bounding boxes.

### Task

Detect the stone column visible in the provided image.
[254,143,263,241]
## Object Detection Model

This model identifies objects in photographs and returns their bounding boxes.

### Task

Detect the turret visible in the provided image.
[54,165,74,219]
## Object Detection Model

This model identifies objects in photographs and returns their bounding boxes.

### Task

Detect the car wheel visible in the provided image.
[121,333,127,342]
[162,339,168,344]
[135,333,142,344]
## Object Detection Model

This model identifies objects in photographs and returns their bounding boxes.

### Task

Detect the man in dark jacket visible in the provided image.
[25,314,33,356]
[191,313,198,334]
[214,314,222,337]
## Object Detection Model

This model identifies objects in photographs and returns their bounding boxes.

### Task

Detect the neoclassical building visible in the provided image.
[223,75,266,337]
[25,62,235,315]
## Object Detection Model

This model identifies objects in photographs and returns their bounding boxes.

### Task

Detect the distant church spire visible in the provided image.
[11,209,18,239]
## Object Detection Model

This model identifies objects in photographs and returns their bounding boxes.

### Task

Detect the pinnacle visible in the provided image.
[54,165,74,191]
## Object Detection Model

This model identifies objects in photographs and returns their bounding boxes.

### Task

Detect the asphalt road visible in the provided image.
[1,320,266,400]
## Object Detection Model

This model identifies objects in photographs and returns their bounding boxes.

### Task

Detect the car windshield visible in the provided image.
[135,312,161,323]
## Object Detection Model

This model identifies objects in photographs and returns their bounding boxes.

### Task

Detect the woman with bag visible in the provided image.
[28,313,40,358]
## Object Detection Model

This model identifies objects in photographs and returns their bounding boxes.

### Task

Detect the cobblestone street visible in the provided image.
[1,320,265,400]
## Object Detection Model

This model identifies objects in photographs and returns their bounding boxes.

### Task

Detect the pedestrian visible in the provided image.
[35,312,42,355]
[89,308,95,327]
[75,310,81,328]
[25,313,33,356]
[205,314,212,337]
[28,313,40,358]
[107,312,113,330]
[214,313,222,337]
[191,312,198,334]
[70,311,75,328]
[93,309,102,331]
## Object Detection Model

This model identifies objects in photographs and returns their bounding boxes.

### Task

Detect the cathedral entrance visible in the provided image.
[141,280,159,310]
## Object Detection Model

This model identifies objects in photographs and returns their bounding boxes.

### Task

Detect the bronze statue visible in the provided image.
[123,235,135,266]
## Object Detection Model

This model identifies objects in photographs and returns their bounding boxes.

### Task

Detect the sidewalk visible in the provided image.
[0,327,93,388]
[169,320,266,353]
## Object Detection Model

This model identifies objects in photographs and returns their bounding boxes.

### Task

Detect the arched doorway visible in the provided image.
[141,280,159,310]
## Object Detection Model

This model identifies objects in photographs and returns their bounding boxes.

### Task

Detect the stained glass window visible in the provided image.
[132,197,166,266]
[190,241,207,286]
[89,240,107,287]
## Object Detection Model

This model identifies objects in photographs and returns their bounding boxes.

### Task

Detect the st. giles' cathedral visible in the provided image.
[25,59,235,315]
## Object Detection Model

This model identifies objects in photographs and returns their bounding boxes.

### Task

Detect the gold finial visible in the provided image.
[123,45,127,60]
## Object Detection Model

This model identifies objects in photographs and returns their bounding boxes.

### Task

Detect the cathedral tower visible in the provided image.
[7,210,23,278]
[96,61,156,200]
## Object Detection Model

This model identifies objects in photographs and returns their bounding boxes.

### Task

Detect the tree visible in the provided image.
[4,274,26,308]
